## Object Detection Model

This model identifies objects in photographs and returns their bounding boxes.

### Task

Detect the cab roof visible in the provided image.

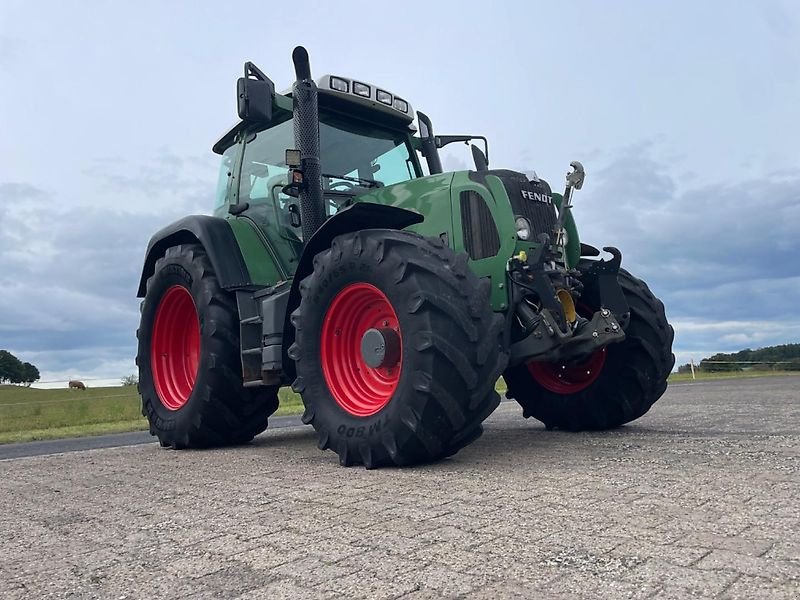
[213,75,416,155]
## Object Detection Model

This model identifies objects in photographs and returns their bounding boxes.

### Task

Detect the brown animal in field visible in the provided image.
[68,380,87,390]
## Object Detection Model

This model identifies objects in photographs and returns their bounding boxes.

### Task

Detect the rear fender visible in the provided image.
[136,216,251,297]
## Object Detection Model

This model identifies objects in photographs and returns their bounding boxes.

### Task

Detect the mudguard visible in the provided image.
[136,215,251,297]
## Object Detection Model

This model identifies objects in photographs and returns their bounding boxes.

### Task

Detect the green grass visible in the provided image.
[0,385,147,444]
[275,387,304,416]
[0,384,307,445]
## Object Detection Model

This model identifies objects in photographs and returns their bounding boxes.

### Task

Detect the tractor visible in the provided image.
[136,47,674,468]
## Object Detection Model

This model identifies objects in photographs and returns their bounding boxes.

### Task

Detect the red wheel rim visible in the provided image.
[527,349,607,394]
[150,285,200,410]
[527,303,608,394]
[320,283,401,417]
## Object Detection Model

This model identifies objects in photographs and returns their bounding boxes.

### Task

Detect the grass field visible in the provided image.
[1,370,797,444]
[0,385,304,444]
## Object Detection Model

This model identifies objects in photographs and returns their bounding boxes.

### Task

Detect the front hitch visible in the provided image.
[508,306,624,365]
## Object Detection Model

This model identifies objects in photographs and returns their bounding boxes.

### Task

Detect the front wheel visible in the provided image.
[289,230,508,468]
[504,269,674,430]
[137,243,279,448]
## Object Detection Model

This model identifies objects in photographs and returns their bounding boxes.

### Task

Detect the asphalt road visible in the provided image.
[0,414,305,460]
[1,377,798,599]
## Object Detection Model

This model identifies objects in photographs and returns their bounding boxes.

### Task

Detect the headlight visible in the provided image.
[515,216,531,240]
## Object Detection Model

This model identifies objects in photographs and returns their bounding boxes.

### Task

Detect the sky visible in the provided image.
[1,0,799,385]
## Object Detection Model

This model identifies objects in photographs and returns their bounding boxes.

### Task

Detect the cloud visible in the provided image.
[82,151,219,214]
[0,173,212,381]
[0,35,21,67]
[572,144,800,364]
[0,182,46,200]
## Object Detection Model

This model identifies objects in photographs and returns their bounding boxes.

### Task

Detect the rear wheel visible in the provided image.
[504,269,674,430]
[290,229,507,468]
[137,243,279,448]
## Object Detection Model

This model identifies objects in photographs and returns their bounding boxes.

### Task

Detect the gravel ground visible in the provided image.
[1,376,798,599]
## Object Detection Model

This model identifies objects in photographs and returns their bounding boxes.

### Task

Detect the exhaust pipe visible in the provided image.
[291,46,326,242]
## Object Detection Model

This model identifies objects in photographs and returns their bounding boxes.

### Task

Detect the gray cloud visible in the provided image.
[83,152,218,214]
[571,146,800,363]
[0,176,211,380]
[0,35,21,67]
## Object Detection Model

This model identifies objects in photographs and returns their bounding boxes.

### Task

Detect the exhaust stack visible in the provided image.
[291,46,326,242]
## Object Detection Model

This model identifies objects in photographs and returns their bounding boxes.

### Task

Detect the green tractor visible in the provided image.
[136,47,674,468]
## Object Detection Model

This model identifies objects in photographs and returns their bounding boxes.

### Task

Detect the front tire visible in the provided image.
[137,243,279,448]
[290,230,507,468]
[504,269,674,430]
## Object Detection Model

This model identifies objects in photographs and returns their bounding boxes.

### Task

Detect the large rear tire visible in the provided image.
[137,243,279,448]
[290,230,507,468]
[504,269,674,430]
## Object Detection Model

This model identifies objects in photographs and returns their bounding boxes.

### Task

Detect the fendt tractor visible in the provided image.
[136,47,674,468]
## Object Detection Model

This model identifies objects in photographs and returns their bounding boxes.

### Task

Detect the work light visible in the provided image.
[330,76,349,93]
[376,89,392,105]
[393,97,409,113]
[353,81,371,97]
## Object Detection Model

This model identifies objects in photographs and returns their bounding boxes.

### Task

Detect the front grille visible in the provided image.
[500,173,558,238]
[460,191,500,260]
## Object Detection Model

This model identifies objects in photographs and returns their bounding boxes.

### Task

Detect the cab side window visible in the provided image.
[214,144,238,210]
[238,123,293,204]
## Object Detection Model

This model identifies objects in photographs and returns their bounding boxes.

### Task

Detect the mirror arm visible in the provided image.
[435,135,489,166]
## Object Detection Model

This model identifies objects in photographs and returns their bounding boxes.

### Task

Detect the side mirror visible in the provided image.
[237,62,275,122]
[416,111,443,174]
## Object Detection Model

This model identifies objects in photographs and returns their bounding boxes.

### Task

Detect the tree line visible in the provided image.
[677,343,800,373]
[0,350,41,385]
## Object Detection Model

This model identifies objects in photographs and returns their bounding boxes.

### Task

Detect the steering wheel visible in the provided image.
[328,180,356,192]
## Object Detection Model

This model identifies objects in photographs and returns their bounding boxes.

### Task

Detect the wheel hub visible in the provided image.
[360,328,401,369]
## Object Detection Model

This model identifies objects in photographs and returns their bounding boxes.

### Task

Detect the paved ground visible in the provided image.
[1,377,798,599]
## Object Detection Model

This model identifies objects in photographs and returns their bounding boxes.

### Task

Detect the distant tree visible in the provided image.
[0,350,24,384]
[121,374,139,386]
[21,362,40,386]
[697,344,800,371]
[699,353,741,372]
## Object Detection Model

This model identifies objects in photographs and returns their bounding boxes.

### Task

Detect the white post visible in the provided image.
[690,358,696,381]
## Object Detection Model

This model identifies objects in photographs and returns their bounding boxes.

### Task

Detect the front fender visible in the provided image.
[281,202,423,381]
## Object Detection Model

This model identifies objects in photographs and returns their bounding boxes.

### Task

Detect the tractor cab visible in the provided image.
[213,74,423,268]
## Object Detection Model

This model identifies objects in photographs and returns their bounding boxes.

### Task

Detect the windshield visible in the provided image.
[233,114,418,263]
[240,114,417,203]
